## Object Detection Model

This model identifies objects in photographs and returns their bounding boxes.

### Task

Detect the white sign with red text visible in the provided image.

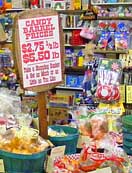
[18,15,62,88]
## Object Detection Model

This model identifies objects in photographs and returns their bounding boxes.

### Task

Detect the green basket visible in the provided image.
[123,132,132,141]
[48,125,79,155]
[123,139,132,148]
[123,127,132,134]
[122,115,132,129]
[123,145,132,155]
[0,148,49,173]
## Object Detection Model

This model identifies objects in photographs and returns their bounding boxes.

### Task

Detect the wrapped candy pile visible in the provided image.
[54,144,131,173]
[0,126,50,154]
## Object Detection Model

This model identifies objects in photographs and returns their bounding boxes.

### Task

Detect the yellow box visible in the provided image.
[126,85,132,104]
[119,84,125,103]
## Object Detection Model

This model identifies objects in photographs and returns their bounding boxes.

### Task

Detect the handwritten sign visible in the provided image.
[19,15,62,88]
[13,9,64,92]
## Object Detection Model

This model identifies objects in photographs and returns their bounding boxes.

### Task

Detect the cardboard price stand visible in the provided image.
[13,8,64,139]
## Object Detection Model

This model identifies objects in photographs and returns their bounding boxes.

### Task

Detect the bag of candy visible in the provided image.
[95,59,122,103]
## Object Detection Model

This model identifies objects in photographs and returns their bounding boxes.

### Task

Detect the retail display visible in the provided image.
[48,125,79,154]
[54,145,130,172]
[0,0,131,173]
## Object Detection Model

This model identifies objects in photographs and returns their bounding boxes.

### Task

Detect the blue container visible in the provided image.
[48,125,79,155]
[0,149,49,173]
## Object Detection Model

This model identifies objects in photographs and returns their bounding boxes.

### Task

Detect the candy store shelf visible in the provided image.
[6,8,29,12]
[55,86,83,91]
[57,10,85,14]
[91,2,132,6]
[97,17,132,20]
[65,44,85,48]
[94,49,129,54]
[65,67,86,75]
[63,27,82,30]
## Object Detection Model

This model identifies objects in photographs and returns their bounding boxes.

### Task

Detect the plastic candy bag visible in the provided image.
[95,59,122,103]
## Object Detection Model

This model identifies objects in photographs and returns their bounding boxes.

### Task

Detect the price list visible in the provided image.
[18,15,62,88]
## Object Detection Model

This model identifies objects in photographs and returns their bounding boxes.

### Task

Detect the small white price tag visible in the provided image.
[0,159,5,172]
[96,167,112,173]
[46,146,65,173]
[88,167,112,173]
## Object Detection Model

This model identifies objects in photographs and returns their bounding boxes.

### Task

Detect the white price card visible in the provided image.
[0,159,5,172]
[88,167,112,173]
[46,146,65,173]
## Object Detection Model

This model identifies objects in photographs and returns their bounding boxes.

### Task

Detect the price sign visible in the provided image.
[13,9,64,92]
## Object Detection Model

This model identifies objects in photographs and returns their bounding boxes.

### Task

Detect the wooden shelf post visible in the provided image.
[37,92,48,139]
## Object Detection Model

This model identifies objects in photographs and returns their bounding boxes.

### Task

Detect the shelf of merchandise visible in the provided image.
[94,49,129,54]
[65,66,85,75]
[6,8,29,12]
[65,66,85,71]
[91,2,132,6]
[63,27,82,30]
[5,41,12,43]
[57,10,85,14]
[97,17,132,20]
[55,86,83,91]
[65,44,85,48]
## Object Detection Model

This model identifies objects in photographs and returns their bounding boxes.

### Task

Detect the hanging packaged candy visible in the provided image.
[108,22,117,32]
[80,23,96,40]
[97,31,109,50]
[115,31,129,50]
[98,21,108,31]
[117,22,128,32]
[95,59,122,103]
[107,32,115,50]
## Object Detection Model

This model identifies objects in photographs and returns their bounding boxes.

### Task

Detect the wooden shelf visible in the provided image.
[55,86,83,91]
[97,16,132,20]
[91,2,132,6]
[6,8,29,12]
[5,41,12,43]
[63,27,82,30]
[57,10,85,14]
[94,49,128,54]
[65,44,85,48]
[65,66,85,75]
